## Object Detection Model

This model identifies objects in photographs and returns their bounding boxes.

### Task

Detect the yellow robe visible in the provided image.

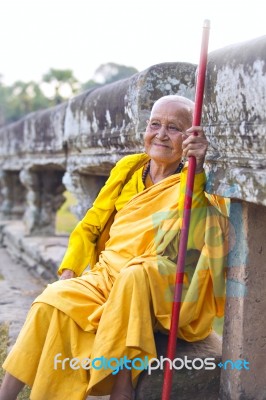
[3,154,229,399]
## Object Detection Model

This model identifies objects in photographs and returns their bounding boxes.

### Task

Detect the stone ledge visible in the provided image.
[0,220,68,280]
[136,332,222,400]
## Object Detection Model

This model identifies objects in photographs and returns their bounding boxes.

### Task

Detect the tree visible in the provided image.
[82,63,138,91]
[0,80,52,126]
[81,79,102,91]
[42,68,80,105]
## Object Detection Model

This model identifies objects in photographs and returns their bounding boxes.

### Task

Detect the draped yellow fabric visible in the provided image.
[58,153,150,276]
[3,155,229,399]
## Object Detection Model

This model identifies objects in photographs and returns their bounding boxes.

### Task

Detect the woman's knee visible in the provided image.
[117,266,148,287]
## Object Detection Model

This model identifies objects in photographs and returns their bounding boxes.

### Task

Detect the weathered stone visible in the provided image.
[1,220,68,279]
[19,168,65,235]
[0,247,47,350]
[136,332,222,400]
[203,36,266,206]
[220,200,266,400]
[0,104,67,171]
[62,171,106,218]
[0,170,26,220]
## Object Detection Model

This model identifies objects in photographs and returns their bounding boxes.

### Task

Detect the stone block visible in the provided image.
[203,36,266,205]
[220,200,266,399]
[136,332,222,400]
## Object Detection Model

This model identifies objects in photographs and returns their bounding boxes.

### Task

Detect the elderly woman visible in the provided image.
[0,95,228,400]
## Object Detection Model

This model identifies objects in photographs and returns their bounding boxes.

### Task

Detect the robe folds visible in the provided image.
[3,154,229,399]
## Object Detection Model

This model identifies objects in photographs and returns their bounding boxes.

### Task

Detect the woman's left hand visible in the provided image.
[182,126,208,173]
[59,269,76,280]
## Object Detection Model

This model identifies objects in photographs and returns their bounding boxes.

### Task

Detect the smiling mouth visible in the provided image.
[153,142,171,148]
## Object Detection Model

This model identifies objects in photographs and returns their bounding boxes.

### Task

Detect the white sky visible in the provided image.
[1,0,265,85]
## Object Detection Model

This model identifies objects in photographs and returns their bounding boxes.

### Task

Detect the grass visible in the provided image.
[0,324,8,384]
[56,191,79,234]
[0,323,31,399]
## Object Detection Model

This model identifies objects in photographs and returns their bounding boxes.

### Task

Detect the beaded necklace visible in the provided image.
[142,160,184,185]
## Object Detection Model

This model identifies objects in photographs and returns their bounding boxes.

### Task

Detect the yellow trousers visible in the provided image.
[3,266,156,399]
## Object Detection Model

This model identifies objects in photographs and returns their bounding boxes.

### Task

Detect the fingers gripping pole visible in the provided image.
[161,19,210,400]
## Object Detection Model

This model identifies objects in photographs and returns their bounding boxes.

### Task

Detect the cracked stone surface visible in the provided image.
[0,247,47,349]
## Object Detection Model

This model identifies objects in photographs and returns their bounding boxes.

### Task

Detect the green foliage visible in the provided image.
[0,324,8,383]
[42,68,80,104]
[6,81,52,123]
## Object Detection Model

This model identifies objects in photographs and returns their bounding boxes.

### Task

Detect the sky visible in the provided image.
[1,0,265,85]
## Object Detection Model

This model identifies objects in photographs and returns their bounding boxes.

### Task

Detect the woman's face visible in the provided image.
[144,99,193,166]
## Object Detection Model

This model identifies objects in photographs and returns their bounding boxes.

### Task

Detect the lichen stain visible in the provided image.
[91,111,99,134]
[214,60,266,123]
[64,103,80,139]
[105,110,112,127]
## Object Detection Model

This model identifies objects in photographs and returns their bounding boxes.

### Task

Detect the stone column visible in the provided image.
[62,171,106,219]
[19,168,65,235]
[220,200,266,400]
[0,170,26,220]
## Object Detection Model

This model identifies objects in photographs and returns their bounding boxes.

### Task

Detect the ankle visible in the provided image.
[0,372,25,400]
[110,368,134,399]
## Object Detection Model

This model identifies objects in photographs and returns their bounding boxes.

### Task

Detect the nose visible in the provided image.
[155,125,168,139]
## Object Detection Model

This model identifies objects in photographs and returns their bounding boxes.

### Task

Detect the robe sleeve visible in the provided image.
[57,154,149,276]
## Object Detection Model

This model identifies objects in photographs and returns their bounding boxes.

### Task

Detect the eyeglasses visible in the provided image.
[146,120,183,134]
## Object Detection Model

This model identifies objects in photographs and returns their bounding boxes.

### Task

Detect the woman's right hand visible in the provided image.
[59,269,77,280]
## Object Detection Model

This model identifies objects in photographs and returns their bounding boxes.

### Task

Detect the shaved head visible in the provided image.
[145,95,195,167]
[151,95,194,123]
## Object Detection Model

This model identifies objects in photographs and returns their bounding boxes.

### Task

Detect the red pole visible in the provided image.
[161,19,210,400]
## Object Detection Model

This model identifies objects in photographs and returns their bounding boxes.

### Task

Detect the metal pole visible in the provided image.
[161,19,210,400]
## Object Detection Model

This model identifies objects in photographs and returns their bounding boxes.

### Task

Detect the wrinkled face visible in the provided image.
[144,98,193,166]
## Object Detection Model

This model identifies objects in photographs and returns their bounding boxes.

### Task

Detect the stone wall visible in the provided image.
[203,35,266,205]
[0,36,265,399]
